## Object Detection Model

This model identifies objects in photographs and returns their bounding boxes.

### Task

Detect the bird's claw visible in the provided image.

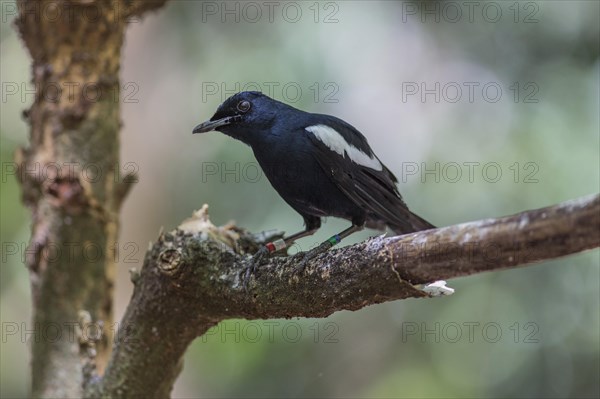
[293,241,333,273]
[242,246,270,290]
[245,239,333,287]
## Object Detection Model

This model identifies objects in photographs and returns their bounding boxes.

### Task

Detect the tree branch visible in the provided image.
[94,194,600,398]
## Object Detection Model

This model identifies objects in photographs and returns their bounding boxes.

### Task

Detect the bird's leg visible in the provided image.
[261,227,320,255]
[261,215,322,257]
[295,224,364,271]
[243,217,321,289]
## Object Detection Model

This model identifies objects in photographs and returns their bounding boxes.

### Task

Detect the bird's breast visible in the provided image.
[254,146,322,191]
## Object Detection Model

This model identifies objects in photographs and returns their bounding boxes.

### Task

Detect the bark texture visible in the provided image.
[15,0,168,397]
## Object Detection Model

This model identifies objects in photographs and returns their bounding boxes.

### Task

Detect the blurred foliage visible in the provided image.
[1,1,599,398]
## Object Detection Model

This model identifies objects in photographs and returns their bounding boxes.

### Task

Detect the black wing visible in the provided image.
[304,116,434,233]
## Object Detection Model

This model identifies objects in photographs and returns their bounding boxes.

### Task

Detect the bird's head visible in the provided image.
[193,91,279,145]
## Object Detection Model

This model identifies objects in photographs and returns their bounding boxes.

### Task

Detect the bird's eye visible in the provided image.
[237,100,251,113]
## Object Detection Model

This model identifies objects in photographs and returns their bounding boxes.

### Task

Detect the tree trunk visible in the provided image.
[15,0,167,396]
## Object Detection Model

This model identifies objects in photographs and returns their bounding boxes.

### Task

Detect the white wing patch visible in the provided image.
[305,124,383,171]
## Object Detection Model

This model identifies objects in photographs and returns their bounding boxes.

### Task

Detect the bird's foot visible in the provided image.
[294,237,339,273]
[242,247,268,290]
[242,239,287,290]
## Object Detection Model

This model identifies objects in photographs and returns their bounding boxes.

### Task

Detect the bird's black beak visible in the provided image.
[192,115,240,134]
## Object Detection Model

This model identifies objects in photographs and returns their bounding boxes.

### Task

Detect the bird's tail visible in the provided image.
[388,210,436,235]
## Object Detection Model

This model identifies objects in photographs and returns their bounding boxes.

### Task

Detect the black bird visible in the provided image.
[193,91,434,268]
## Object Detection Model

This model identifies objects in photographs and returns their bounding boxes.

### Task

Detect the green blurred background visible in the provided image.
[1,1,599,397]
